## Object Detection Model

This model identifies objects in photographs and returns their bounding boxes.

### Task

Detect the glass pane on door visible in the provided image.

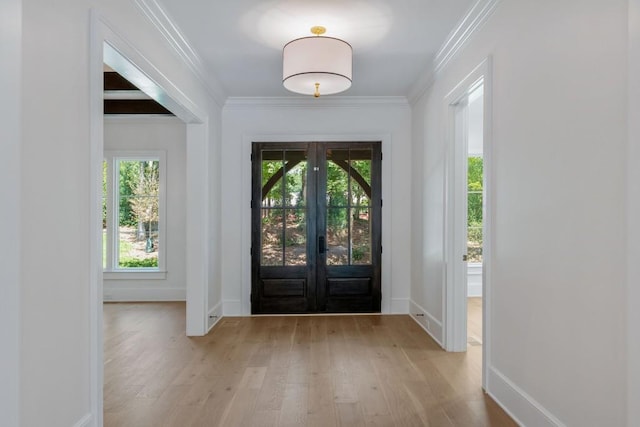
[326,149,349,207]
[327,207,349,265]
[325,147,372,265]
[284,151,307,208]
[350,150,372,266]
[262,150,284,208]
[261,209,284,266]
[261,149,308,267]
[285,209,306,265]
[351,207,371,265]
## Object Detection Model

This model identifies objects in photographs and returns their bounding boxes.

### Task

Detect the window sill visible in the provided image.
[104,270,167,280]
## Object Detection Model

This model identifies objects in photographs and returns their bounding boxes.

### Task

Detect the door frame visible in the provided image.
[443,58,493,388]
[241,133,393,316]
[89,11,212,424]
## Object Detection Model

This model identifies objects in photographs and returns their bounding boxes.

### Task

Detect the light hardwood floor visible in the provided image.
[104,302,514,426]
[467,297,482,346]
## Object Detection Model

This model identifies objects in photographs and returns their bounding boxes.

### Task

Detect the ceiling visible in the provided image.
[154,0,476,98]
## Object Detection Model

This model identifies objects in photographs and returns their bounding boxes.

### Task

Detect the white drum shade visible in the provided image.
[283,36,352,96]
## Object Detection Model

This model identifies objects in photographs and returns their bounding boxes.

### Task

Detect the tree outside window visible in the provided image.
[103,153,164,271]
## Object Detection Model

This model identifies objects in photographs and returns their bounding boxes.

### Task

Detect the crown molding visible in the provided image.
[134,0,227,107]
[224,96,410,110]
[134,0,499,108]
[408,0,501,104]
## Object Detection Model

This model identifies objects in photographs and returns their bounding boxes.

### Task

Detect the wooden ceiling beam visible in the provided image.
[103,71,173,115]
[103,100,172,115]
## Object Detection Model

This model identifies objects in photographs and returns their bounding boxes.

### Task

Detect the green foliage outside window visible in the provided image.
[103,156,161,270]
[262,158,306,207]
[118,161,157,226]
[468,156,483,261]
[468,156,483,226]
[260,150,373,266]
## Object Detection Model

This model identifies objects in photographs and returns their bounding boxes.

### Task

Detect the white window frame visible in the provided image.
[103,150,167,279]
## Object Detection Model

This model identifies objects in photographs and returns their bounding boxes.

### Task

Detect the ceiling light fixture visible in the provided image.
[282,26,352,98]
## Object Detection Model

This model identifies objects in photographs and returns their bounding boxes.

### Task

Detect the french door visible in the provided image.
[251,141,382,314]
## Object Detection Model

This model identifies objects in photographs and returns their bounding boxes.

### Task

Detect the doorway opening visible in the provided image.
[251,141,382,314]
[465,84,484,349]
[448,78,485,351]
[444,58,492,390]
[90,18,212,422]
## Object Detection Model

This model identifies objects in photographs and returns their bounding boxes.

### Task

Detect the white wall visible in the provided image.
[20,0,95,426]
[20,0,93,423]
[208,112,224,329]
[221,99,412,315]
[411,0,628,425]
[410,86,446,339]
[0,0,22,424]
[628,0,640,423]
[410,92,429,327]
[103,117,187,301]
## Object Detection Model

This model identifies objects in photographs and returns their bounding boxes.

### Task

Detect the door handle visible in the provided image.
[319,236,326,254]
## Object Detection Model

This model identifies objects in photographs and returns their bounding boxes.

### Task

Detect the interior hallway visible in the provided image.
[103,302,512,426]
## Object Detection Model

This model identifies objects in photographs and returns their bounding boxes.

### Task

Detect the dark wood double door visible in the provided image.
[251,141,382,314]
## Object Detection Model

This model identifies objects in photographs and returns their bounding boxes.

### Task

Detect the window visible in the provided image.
[103,151,166,277]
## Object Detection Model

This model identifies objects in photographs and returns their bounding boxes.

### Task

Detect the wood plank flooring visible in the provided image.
[467,297,483,346]
[104,302,515,426]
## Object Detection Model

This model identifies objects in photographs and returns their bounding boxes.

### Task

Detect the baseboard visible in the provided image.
[207,302,223,332]
[487,366,565,427]
[103,287,186,301]
[73,413,93,427]
[221,298,405,316]
[409,299,444,347]
[223,299,243,316]
[390,298,410,314]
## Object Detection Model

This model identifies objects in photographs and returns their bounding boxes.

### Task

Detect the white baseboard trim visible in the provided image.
[73,413,93,427]
[223,299,243,316]
[409,299,444,347]
[103,287,186,302]
[487,366,565,427]
[207,302,223,332]
[390,298,410,314]
[467,283,483,297]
